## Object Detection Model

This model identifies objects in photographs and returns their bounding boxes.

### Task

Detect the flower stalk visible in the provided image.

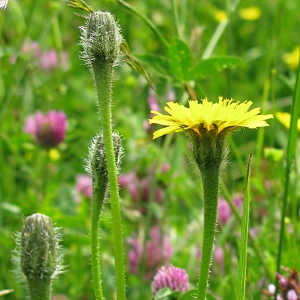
[92,59,126,300]
[196,164,220,300]
[80,11,126,300]
[189,129,226,300]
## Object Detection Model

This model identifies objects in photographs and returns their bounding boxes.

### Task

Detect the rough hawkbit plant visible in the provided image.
[149,96,273,300]
[79,11,126,300]
[12,214,63,300]
[85,132,123,300]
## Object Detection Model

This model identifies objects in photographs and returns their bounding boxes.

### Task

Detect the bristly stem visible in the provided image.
[27,279,51,300]
[91,170,106,300]
[197,164,220,300]
[92,60,126,300]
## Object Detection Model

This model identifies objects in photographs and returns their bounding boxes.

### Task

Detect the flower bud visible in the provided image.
[80,11,123,66]
[86,131,123,184]
[21,214,59,280]
[15,214,63,300]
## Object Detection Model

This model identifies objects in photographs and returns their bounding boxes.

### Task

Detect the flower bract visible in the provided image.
[149,96,273,139]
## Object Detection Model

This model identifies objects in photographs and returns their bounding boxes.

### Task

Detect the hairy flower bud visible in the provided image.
[21,214,57,280]
[15,214,63,300]
[86,131,123,191]
[80,11,123,66]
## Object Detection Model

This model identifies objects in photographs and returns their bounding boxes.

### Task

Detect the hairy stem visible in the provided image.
[27,279,51,300]
[197,165,220,300]
[90,172,106,300]
[92,61,126,300]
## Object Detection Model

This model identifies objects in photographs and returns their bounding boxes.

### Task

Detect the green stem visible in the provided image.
[91,174,106,300]
[197,165,220,300]
[27,279,51,300]
[92,61,126,300]
[170,0,181,39]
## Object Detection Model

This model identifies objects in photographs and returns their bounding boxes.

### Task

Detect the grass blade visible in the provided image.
[275,53,300,299]
[237,153,252,300]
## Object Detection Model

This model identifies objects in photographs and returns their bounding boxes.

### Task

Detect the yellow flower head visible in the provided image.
[238,6,261,21]
[276,112,300,131]
[282,46,300,70]
[213,10,227,23]
[149,96,273,139]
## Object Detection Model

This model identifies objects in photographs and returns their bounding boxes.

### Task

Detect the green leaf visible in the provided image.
[237,154,252,300]
[168,38,194,82]
[137,54,171,77]
[193,56,241,80]
[179,289,197,299]
[179,291,217,300]
[154,288,180,300]
[206,293,218,300]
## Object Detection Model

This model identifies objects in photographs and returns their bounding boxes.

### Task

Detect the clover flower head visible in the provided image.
[76,175,92,199]
[24,110,67,148]
[151,265,189,295]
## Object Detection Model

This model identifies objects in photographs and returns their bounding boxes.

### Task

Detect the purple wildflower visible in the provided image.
[39,49,69,71]
[161,163,171,174]
[75,175,92,199]
[118,172,139,201]
[218,195,243,225]
[151,265,189,295]
[22,40,41,58]
[263,268,300,299]
[119,171,166,214]
[127,226,172,280]
[127,234,143,275]
[24,110,67,148]
[168,89,175,102]
[148,89,160,113]
[287,290,298,300]
[217,197,232,225]
[214,247,224,272]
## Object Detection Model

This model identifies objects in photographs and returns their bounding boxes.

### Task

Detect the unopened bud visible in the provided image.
[21,214,57,280]
[86,131,123,181]
[80,11,123,66]
[17,213,63,300]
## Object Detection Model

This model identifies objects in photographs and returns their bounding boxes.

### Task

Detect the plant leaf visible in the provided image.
[237,153,252,300]
[193,56,241,80]
[154,288,180,300]
[137,54,171,77]
[168,38,194,82]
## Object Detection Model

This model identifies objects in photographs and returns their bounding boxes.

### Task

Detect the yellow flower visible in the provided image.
[276,112,300,131]
[238,6,261,21]
[282,46,300,70]
[149,96,273,139]
[49,148,61,161]
[213,10,227,23]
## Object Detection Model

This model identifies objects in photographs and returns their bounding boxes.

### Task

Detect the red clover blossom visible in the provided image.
[24,110,67,148]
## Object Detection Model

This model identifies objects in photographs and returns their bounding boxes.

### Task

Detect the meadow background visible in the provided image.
[0,0,300,299]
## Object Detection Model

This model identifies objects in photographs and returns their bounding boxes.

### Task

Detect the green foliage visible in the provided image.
[0,0,300,299]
